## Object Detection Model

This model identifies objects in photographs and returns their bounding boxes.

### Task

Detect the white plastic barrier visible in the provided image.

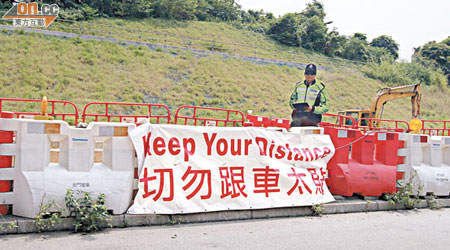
[398,133,450,196]
[290,127,324,135]
[0,118,136,218]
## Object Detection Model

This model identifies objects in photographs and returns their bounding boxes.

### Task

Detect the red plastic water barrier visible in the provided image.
[324,127,401,197]
[242,114,269,127]
[0,112,14,215]
[269,117,291,129]
[422,120,450,136]
[174,106,244,127]
[358,118,410,133]
[320,113,358,129]
[0,98,79,125]
[82,102,171,124]
[242,114,290,129]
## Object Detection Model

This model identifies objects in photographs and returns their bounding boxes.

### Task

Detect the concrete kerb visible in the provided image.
[0,215,18,234]
[173,210,252,224]
[437,199,450,208]
[251,206,312,219]
[124,214,170,227]
[1,199,450,235]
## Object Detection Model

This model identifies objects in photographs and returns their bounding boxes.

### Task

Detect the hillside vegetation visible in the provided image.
[0,21,448,125]
[2,0,447,85]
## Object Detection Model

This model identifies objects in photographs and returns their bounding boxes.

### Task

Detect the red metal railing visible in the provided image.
[358,118,410,133]
[82,102,171,124]
[175,106,245,127]
[0,98,79,125]
[421,120,450,136]
[320,113,358,129]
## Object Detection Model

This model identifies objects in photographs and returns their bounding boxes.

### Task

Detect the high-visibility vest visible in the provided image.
[291,81,325,108]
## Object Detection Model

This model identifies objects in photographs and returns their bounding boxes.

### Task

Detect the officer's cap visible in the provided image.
[304,64,317,75]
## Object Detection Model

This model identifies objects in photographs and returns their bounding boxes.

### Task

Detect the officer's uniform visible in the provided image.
[289,65,329,126]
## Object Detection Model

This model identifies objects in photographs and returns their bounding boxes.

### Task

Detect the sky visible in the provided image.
[236,0,450,61]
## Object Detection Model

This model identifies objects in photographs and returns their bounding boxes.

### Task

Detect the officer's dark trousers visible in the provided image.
[291,112,322,127]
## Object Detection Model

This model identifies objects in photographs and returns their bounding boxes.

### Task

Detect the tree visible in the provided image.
[297,16,328,52]
[268,13,301,47]
[370,35,399,60]
[367,46,394,63]
[342,34,370,61]
[0,1,13,10]
[353,32,368,42]
[196,0,241,21]
[152,0,197,20]
[324,29,348,57]
[413,37,450,84]
[301,0,325,20]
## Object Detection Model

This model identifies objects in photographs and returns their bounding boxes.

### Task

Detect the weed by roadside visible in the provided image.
[0,220,18,233]
[426,195,442,210]
[33,190,111,233]
[65,190,112,233]
[35,198,63,233]
[311,204,324,216]
[384,171,423,209]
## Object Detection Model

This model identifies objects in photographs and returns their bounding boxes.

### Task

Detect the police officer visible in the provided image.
[289,64,329,126]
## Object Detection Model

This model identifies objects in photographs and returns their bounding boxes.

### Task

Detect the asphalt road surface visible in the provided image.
[2,208,450,250]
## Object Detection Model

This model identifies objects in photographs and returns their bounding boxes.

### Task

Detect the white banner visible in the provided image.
[128,124,335,214]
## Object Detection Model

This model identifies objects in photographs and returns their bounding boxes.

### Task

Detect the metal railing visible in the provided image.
[0,98,79,125]
[1,97,450,134]
[320,113,358,129]
[358,118,410,133]
[175,105,245,127]
[82,102,171,124]
[422,120,450,136]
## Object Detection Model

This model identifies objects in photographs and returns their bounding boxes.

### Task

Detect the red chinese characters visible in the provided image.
[219,166,247,198]
[286,167,312,195]
[308,168,326,194]
[139,168,174,201]
[182,166,212,200]
[253,166,280,197]
[139,165,327,201]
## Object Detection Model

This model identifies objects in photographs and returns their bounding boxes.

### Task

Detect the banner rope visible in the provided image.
[334,131,377,151]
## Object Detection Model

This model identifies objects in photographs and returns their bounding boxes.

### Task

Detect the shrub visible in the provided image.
[35,198,63,232]
[65,190,111,233]
[384,171,422,209]
[268,13,301,47]
[363,60,447,88]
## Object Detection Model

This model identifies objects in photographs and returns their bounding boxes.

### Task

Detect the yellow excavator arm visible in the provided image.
[369,83,421,126]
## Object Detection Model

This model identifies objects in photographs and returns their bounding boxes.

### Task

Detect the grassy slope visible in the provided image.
[0,19,449,125]
[37,17,355,68]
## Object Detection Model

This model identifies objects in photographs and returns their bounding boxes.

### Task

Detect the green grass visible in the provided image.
[0,25,448,126]
[5,17,362,69]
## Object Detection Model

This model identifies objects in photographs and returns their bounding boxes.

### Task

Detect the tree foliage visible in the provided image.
[268,13,301,47]
[2,0,445,86]
[301,0,326,20]
[268,0,328,52]
[37,0,242,21]
[370,35,399,59]
[297,15,328,52]
[413,37,450,84]
[341,33,370,61]
[324,29,347,57]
